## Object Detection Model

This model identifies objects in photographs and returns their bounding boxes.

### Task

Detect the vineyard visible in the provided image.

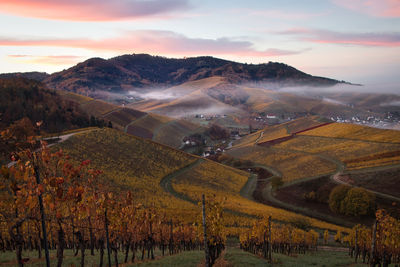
[2,124,400,266]
[300,122,400,143]
[273,135,400,170]
[0,141,225,266]
[227,145,337,182]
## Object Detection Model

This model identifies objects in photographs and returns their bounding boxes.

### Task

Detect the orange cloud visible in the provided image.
[0,30,307,57]
[0,0,189,21]
[279,28,400,47]
[332,0,400,18]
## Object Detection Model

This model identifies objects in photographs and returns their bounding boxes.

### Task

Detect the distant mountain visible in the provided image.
[0,71,49,81]
[44,54,343,95]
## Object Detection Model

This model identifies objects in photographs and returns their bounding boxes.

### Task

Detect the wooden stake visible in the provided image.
[202,194,210,267]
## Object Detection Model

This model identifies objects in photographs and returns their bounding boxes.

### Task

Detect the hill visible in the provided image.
[44,54,342,95]
[0,71,49,81]
[0,77,90,133]
[59,90,204,148]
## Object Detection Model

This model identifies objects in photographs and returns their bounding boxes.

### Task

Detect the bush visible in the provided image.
[329,185,350,213]
[303,191,316,202]
[329,185,375,217]
[340,187,375,216]
[270,177,283,190]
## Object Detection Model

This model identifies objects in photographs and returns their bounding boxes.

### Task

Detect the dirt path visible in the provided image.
[160,158,258,219]
[6,129,93,168]
[254,131,264,144]
[159,159,204,204]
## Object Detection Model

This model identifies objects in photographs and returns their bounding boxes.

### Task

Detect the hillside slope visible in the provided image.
[44,54,342,95]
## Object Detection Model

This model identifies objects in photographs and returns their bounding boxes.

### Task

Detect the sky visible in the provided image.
[0,0,399,86]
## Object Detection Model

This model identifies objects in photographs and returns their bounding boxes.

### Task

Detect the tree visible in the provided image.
[329,185,375,217]
[340,188,375,216]
[323,230,329,244]
[329,185,350,214]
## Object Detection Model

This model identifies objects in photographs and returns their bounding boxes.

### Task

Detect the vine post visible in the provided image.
[202,194,210,267]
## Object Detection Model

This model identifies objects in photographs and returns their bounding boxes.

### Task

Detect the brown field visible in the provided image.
[338,166,400,198]
[80,99,119,116]
[59,91,93,104]
[126,124,153,139]
[103,107,146,129]
[153,120,203,148]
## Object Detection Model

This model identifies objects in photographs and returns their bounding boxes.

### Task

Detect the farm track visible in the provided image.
[159,158,259,219]
[254,131,264,144]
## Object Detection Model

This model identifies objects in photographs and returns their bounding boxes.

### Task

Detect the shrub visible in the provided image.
[329,185,375,217]
[329,185,350,213]
[340,187,375,216]
[270,177,283,190]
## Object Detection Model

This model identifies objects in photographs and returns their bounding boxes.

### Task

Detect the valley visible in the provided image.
[1,56,400,266]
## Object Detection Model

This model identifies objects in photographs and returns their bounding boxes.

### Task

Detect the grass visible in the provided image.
[0,248,203,267]
[0,248,374,267]
[0,249,128,266]
[224,247,368,267]
[129,250,204,266]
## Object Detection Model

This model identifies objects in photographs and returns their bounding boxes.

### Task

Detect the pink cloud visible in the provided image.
[0,30,307,57]
[332,0,400,18]
[0,0,189,21]
[8,55,83,65]
[279,28,400,47]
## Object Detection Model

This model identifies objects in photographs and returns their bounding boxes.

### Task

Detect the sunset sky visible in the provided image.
[0,0,399,86]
